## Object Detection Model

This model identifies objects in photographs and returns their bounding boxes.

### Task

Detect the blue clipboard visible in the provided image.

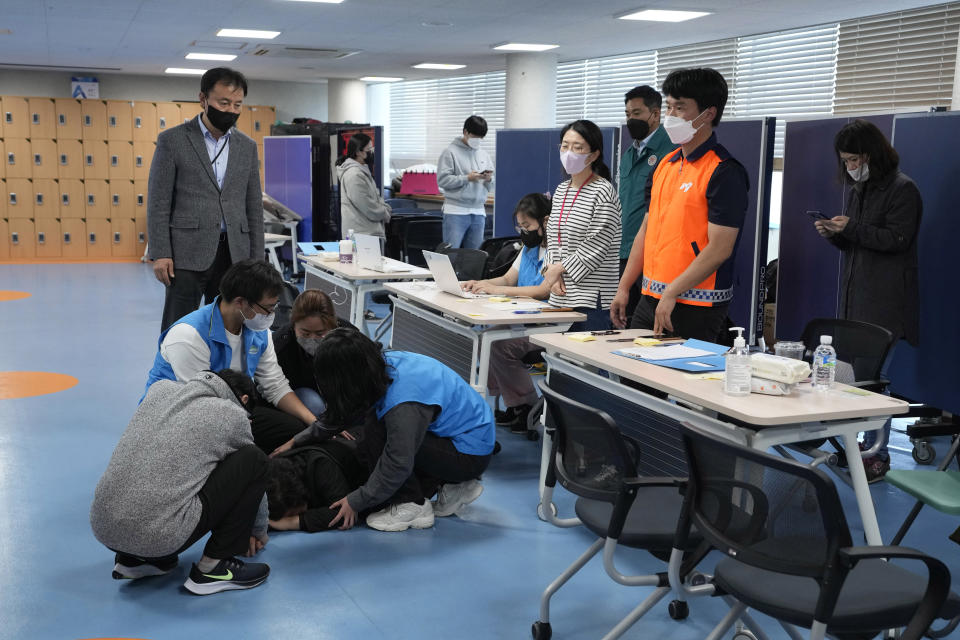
[298,241,340,255]
[613,338,728,372]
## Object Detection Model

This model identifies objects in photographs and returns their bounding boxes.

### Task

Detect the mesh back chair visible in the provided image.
[436,246,489,281]
[675,422,959,640]
[401,218,444,266]
[385,197,417,209]
[800,318,894,391]
[533,380,706,640]
[479,236,522,279]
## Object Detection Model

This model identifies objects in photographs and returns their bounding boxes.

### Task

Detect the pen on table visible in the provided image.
[512,310,540,314]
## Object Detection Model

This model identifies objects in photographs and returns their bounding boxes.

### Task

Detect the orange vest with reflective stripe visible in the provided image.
[641,146,732,307]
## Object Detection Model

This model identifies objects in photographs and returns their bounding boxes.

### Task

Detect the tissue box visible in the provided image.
[750,353,811,384]
[400,172,439,195]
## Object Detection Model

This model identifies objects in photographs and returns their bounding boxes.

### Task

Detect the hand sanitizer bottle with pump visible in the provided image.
[724,327,752,396]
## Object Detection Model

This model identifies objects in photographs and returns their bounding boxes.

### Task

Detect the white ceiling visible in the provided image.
[0,0,948,83]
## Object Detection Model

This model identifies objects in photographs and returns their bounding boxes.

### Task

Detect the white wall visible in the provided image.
[0,70,328,123]
[366,82,392,182]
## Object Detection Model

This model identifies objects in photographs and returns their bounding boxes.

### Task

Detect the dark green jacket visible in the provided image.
[618,126,677,259]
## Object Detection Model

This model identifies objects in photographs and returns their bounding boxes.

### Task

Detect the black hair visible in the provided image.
[624,85,662,111]
[266,457,309,520]
[335,132,372,167]
[559,120,611,181]
[312,328,391,428]
[463,115,488,138]
[834,119,900,184]
[661,67,728,127]
[200,67,249,97]
[219,259,284,306]
[213,368,257,411]
[514,193,551,244]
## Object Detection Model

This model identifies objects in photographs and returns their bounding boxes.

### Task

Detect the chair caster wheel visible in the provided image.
[668,599,689,620]
[689,571,707,586]
[531,621,552,639]
[912,440,935,465]
[537,502,558,521]
[526,429,540,441]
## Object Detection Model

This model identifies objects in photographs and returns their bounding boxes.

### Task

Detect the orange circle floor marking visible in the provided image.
[0,290,31,302]
[0,372,78,399]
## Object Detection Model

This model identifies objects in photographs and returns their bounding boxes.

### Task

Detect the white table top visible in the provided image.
[531,329,909,426]
[300,255,433,282]
[264,232,289,245]
[384,281,586,327]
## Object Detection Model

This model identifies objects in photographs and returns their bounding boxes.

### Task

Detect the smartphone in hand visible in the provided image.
[806,210,828,220]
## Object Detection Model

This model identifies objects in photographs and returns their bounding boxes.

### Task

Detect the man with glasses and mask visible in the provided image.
[148,67,264,332]
[144,260,324,452]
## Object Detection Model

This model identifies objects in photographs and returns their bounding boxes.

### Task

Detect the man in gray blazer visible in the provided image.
[148,67,264,331]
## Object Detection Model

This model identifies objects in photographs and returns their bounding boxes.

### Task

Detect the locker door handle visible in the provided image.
[7,152,14,165]
[138,232,146,243]
[34,154,42,166]
[112,194,120,205]
[159,117,166,129]
[60,154,68,165]
[11,232,19,245]
[113,232,121,244]
[109,116,117,127]
[87,194,96,205]
[36,193,44,205]
[134,117,142,128]
[38,231,46,244]
[9,193,16,205]
[255,121,261,132]
[63,232,72,244]
[5,112,12,124]
[136,156,143,167]
[137,194,144,205]
[62,194,70,205]
[59,114,66,125]
[89,232,97,243]
[84,115,92,126]
[32,113,40,124]
[85,155,94,166]
[111,155,119,166]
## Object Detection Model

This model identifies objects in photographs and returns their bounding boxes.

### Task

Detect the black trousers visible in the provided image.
[160,233,232,332]
[116,445,267,565]
[250,405,307,454]
[629,295,730,343]
[357,418,492,507]
[618,259,642,321]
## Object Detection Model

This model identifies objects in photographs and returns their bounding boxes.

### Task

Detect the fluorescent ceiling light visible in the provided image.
[493,43,558,52]
[186,52,237,61]
[412,63,466,70]
[217,28,281,39]
[617,9,711,22]
[360,76,404,82]
[166,67,207,75]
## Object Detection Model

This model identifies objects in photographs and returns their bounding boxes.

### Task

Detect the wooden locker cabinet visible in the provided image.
[133,142,155,181]
[110,180,135,219]
[54,98,82,140]
[85,218,112,258]
[134,179,148,215]
[80,99,108,140]
[6,178,34,218]
[35,219,62,258]
[0,219,9,260]
[82,140,109,180]
[5,138,33,179]
[249,106,275,143]
[57,139,84,180]
[2,96,29,138]
[85,179,109,219]
[0,178,5,219]
[0,140,4,178]
[106,100,133,141]
[33,178,59,219]
[156,102,181,134]
[175,102,201,124]
[59,179,84,218]
[131,102,158,143]
[31,139,58,180]
[8,219,36,259]
[60,219,87,258]
[111,218,137,257]
[29,98,56,140]
[236,109,253,138]
[108,140,134,181]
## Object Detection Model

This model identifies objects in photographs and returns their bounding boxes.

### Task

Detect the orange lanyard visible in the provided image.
[557,175,593,246]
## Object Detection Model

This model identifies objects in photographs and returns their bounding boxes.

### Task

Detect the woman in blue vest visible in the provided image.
[462,193,551,432]
[274,329,495,532]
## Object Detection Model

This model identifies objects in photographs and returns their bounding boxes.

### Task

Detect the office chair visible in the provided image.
[479,236,522,279]
[400,218,444,266]
[673,421,960,640]
[385,197,417,209]
[436,246,488,281]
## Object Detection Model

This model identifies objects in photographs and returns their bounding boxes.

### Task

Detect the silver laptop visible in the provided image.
[422,250,488,298]
[355,234,412,273]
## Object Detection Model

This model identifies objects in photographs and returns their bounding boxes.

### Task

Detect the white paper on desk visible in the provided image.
[482,301,547,311]
[619,344,716,361]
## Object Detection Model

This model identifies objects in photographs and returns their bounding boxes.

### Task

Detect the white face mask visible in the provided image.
[241,305,275,332]
[466,136,482,150]
[560,150,591,176]
[847,163,870,182]
[662,111,707,145]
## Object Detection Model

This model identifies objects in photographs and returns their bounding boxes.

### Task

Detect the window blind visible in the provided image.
[555,51,656,126]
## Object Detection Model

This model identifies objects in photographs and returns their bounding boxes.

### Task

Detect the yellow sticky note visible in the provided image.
[468,313,486,318]
[633,337,662,346]
[566,333,596,342]
[488,296,511,303]
[842,387,872,397]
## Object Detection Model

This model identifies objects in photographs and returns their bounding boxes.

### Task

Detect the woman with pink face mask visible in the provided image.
[542,120,623,331]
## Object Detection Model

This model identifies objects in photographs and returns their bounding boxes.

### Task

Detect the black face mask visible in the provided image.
[365,150,374,163]
[205,102,239,133]
[626,118,651,141]
[519,228,542,248]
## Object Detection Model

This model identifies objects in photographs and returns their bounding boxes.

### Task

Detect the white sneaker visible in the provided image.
[366,501,435,532]
[433,479,484,517]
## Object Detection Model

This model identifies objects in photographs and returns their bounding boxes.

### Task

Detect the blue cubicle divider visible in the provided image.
[885,112,960,412]
[776,115,894,342]
[493,127,619,237]
[264,135,314,243]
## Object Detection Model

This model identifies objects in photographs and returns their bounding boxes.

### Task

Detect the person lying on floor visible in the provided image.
[91,369,271,595]
[272,329,496,532]
[265,438,368,532]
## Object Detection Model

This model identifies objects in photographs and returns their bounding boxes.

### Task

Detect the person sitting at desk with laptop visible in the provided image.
[462,193,552,431]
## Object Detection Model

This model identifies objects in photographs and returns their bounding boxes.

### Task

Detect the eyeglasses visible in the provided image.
[558,142,589,154]
[252,301,278,315]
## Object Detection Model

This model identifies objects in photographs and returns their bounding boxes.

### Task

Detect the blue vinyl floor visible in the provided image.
[1,263,958,640]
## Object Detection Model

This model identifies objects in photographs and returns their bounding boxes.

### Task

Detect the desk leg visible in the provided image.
[843,432,883,545]
[267,246,282,273]
[475,335,492,396]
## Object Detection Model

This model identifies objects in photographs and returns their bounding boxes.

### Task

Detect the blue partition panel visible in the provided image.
[776,115,893,341]
[886,112,960,411]
[264,135,313,242]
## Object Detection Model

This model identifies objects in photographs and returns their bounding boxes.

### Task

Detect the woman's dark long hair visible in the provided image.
[312,328,391,427]
[335,132,371,167]
[834,119,899,185]
[560,119,611,181]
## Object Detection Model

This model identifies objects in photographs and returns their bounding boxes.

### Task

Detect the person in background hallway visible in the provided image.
[337,132,392,239]
[614,67,749,341]
[437,115,494,249]
[816,119,922,483]
[148,67,264,332]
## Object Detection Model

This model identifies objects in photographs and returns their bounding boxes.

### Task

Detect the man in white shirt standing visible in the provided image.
[437,115,494,249]
[144,259,321,451]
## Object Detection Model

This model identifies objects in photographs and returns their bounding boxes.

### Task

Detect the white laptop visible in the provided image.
[355,234,412,273]
[422,250,489,298]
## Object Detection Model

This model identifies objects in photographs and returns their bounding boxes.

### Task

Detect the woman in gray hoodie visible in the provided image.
[336,132,391,239]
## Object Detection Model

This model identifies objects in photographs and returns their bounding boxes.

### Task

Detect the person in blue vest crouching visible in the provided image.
[144,259,324,452]
[271,328,496,532]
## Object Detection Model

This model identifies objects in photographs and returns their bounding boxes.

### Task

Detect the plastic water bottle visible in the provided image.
[349,228,357,256]
[812,335,837,391]
[724,327,752,396]
[339,238,353,264]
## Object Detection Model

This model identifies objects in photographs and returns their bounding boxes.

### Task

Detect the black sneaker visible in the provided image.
[112,554,178,580]
[509,404,533,434]
[183,557,270,595]
[495,406,518,426]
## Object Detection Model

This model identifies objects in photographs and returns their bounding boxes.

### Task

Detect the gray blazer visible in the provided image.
[147,117,264,271]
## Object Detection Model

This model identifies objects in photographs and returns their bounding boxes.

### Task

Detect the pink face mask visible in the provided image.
[560,150,590,175]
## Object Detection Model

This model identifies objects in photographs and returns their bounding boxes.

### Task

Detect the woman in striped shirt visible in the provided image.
[543,120,622,331]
